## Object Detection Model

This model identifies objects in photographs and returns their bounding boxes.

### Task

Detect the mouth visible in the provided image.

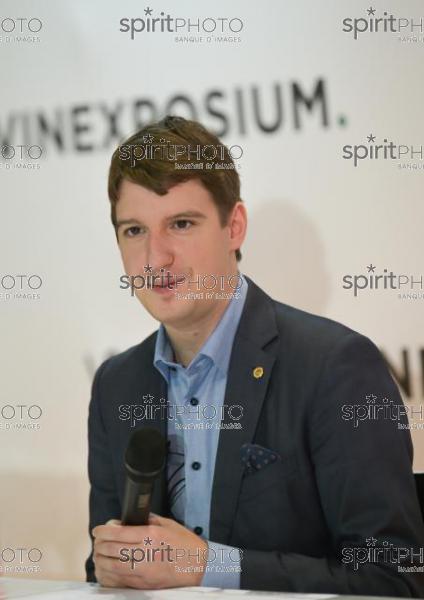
[150,273,186,293]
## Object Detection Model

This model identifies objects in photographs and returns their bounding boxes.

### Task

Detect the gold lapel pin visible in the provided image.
[253,366,264,379]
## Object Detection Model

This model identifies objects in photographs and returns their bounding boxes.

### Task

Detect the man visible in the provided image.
[87,116,424,595]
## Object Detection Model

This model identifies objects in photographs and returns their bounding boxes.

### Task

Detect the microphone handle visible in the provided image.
[121,478,152,526]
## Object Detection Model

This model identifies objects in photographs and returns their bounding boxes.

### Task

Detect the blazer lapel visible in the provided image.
[209,279,279,543]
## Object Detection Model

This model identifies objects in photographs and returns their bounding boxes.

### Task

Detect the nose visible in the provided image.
[144,231,174,273]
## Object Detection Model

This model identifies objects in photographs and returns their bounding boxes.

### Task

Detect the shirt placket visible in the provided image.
[182,364,209,536]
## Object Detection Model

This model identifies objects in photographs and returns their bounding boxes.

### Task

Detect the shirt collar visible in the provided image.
[154,274,248,381]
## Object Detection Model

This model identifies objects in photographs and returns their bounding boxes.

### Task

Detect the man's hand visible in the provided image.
[92,514,208,589]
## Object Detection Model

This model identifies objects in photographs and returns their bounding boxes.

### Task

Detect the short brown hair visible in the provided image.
[108,115,242,261]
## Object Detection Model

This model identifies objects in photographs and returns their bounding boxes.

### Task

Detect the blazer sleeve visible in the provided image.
[241,332,424,597]
[85,359,121,582]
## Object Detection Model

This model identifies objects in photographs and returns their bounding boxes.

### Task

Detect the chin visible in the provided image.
[140,297,194,326]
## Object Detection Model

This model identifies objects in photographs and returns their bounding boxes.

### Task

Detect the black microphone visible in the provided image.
[121,427,166,526]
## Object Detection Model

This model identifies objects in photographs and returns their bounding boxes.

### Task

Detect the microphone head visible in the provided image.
[125,427,166,480]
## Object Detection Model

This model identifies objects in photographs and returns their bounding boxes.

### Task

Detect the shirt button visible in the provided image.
[194,526,203,535]
[192,461,201,470]
[190,397,199,406]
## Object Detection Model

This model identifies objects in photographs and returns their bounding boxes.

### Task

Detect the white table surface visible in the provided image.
[0,577,409,600]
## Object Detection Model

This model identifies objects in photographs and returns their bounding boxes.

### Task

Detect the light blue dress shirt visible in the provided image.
[153,274,248,588]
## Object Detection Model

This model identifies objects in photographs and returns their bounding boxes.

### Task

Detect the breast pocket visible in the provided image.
[239,452,300,503]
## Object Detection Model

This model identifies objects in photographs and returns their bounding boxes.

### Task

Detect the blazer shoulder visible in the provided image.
[95,330,158,385]
[272,299,372,355]
[267,300,390,401]
[242,277,376,358]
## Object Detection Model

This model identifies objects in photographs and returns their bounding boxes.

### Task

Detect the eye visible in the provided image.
[171,219,194,231]
[123,226,144,237]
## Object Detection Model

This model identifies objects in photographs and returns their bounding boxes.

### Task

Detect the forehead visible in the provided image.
[116,178,217,218]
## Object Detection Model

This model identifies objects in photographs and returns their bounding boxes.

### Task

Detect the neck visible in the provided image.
[165,297,231,367]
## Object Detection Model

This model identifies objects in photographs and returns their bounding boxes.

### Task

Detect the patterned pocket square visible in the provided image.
[240,443,281,474]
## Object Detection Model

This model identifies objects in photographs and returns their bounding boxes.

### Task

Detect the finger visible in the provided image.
[96,554,158,589]
[94,540,164,563]
[97,568,143,589]
[96,570,122,588]
[93,523,151,544]
[92,524,125,539]
[95,554,133,577]
[94,541,131,560]
[92,520,122,539]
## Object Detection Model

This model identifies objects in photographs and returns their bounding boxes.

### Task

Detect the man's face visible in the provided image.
[116,178,246,329]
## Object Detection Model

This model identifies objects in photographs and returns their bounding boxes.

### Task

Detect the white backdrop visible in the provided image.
[1,0,423,581]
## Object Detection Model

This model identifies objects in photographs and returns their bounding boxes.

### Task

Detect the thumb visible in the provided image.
[106,519,122,526]
[148,512,168,526]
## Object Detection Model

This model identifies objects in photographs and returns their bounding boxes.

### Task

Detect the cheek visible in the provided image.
[119,248,131,272]
[191,230,225,257]
[120,245,141,271]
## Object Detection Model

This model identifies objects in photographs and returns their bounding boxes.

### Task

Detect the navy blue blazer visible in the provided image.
[86,277,424,596]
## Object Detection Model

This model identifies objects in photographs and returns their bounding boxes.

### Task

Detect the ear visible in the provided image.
[228,201,247,254]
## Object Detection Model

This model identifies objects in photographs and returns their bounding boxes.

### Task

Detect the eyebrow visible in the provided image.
[116,211,207,229]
